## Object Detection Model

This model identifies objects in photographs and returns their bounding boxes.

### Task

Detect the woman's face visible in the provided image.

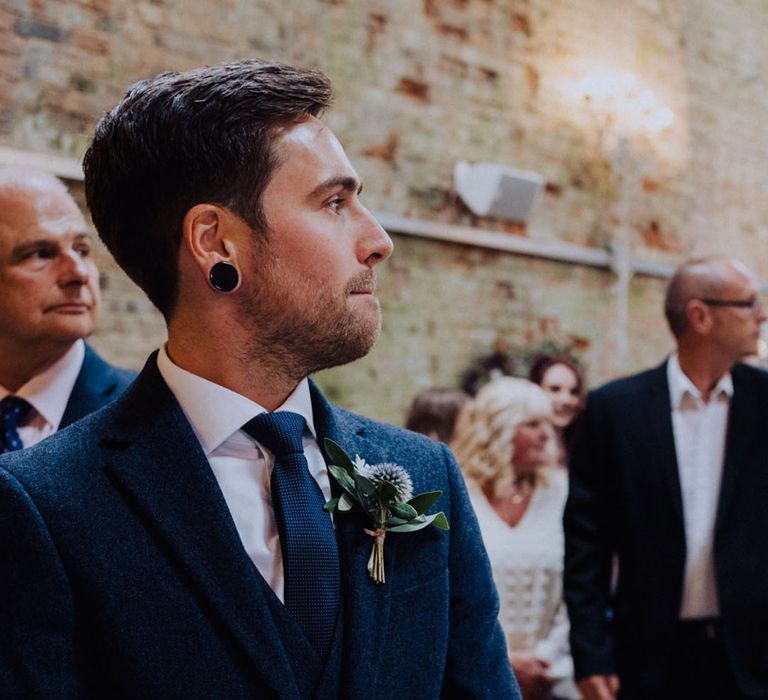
[512,417,552,477]
[540,363,581,429]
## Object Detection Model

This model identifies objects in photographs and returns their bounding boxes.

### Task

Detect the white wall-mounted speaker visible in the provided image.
[454,160,545,223]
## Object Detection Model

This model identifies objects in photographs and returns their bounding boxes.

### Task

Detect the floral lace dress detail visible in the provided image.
[468,468,580,699]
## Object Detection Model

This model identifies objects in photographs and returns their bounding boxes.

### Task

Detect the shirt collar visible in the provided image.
[156,344,317,456]
[0,340,85,430]
[667,352,734,407]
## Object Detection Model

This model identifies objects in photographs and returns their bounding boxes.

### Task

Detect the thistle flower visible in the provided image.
[364,462,414,502]
[325,439,449,585]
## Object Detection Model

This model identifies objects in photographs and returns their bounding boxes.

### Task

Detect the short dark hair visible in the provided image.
[83,59,333,318]
[527,353,584,396]
[405,388,471,443]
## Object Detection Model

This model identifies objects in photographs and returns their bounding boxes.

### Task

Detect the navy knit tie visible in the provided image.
[242,411,340,659]
[0,396,34,454]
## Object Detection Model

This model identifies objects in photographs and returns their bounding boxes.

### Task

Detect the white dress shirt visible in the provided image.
[667,353,732,619]
[156,345,332,602]
[0,339,85,449]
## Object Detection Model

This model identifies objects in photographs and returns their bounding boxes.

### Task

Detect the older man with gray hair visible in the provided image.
[565,256,768,700]
[0,166,134,453]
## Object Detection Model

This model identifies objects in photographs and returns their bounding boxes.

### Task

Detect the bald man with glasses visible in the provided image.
[565,257,768,700]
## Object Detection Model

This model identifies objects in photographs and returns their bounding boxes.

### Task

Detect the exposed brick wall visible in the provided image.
[319,234,673,424]
[2,1,767,423]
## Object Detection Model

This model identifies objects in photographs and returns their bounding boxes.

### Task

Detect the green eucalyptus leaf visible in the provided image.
[328,464,356,494]
[377,480,398,500]
[407,490,442,515]
[388,511,448,533]
[324,497,339,512]
[353,473,376,496]
[386,520,431,533]
[389,501,418,520]
[384,515,409,527]
[357,495,377,516]
[338,493,354,512]
[432,512,450,530]
[324,438,356,475]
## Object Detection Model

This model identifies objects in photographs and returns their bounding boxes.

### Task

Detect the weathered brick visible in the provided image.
[14,17,68,42]
[70,28,111,56]
[1,0,767,422]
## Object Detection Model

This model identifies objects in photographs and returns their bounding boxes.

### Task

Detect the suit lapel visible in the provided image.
[310,382,393,698]
[61,344,119,428]
[717,364,756,528]
[101,357,302,699]
[643,362,685,528]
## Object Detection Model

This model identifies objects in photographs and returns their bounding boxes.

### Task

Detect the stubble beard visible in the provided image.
[236,261,381,382]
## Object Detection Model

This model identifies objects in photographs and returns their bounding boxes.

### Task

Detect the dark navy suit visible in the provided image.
[0,354,517,699]
[60,343,136,428]
[564,361,768,699]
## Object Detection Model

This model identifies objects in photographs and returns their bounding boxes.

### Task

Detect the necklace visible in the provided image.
[509,479,533,505]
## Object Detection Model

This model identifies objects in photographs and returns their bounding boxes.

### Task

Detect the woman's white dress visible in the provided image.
[468,468,580,699]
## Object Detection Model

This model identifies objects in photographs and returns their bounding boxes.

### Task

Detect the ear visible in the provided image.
[686,299,712,334]
[181,204,240,279]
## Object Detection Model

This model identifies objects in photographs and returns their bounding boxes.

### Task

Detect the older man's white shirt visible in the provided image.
[667,352,731,619]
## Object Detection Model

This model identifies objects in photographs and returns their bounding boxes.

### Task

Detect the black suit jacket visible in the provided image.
[564,360,768,698]
[0,354,517,699]
[59,343,136,428]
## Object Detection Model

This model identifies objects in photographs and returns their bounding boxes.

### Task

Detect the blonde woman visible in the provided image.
[453,377,580,700]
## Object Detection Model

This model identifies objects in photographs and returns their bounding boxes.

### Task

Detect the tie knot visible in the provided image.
[0,395,34,429]
[242,411,306,457]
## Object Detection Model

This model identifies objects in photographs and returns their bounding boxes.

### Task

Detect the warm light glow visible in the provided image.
[638,89,655,111]
[567,69,674,136]
[619,72,636,93]
[646,106,675,132]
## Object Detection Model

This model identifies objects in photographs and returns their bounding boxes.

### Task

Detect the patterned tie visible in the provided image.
[0,396,34,454]
[242,411,340,659]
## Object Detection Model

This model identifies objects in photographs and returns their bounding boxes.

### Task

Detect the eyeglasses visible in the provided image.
[701,298,764,312]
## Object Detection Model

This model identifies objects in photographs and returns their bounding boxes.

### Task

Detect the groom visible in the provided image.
[0,60,517,698]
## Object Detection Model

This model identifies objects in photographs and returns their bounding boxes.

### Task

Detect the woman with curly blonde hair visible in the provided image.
[453,377,580,700]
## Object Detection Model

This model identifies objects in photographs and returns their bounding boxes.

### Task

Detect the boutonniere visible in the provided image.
[323,438,449,584]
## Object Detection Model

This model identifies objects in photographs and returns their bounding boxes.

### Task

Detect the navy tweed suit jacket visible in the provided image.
[60,343,136,428]
[0,353,518,699]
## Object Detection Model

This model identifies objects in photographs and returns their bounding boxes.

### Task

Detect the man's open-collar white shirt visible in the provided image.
[667,352,733,619]
[0,339,84,449]
[157,345,331,603]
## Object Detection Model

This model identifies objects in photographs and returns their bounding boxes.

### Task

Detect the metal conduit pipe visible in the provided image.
[5,146,763,289]
[374,212,675,279]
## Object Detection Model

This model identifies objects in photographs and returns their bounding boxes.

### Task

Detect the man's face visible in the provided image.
[237,116,393,375]
[707,262,767,361]
[0,184,100,352]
